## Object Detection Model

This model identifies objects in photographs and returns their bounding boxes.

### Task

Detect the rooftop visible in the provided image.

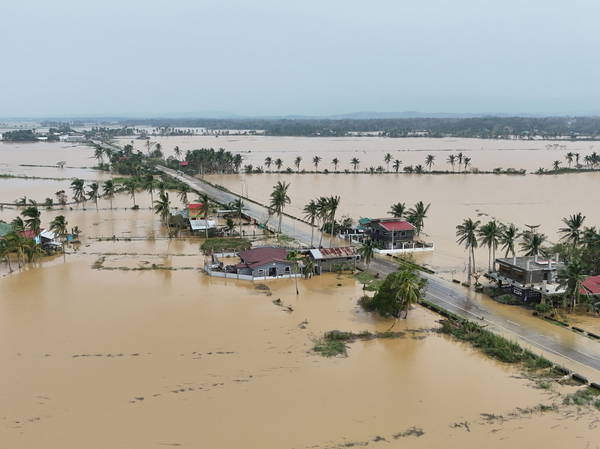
[496,256,565,271]
[188,203,204,210]
[372,219,416,232]
[189,219,217,231]
[309,247,358,260]
[238,247,290,269]
[581,275,600,295]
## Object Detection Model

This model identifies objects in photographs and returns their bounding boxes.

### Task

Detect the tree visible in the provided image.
[294,156,302,172]
[566,152,574,168]
[286,250,300,294]
[351,157,360,172]
[275,158,283,170]
[153,191,171,224]
[327,195,340,245]
[178,184,191,205]
[367,266,427,320]
[393,159,402,173]
[316,196,329,247]
[463,157,471,171]
[55,190,67,207]
[384,153,392,171]
[21,206,41,234]
[520,231,546,256]
[229,198,245,236]
[102,180,116,210]
[332,157,339,171]
[447,154,456,171]
[559,212,586,249]
[425,154,435,171]
[478,220,501,272]
[358,239,375,267]
[174,146,181,159]
[50,215,68,256]
[456,218,480,285]
[269,181,291,233]
[264,157,272,169]
[407,201,430,237]
[553,160,561,171]
[198,193,212,238]
[389,202,406,219]
[122,178,138,208]
[500,223,519,257]
[94,146,104,164]
[143,174,155,205]
[11,217,25,232]
[312,155,322,171]
[87,182,100,210]
[303,199,319,247]
[559,258,585,310]
[70,178,86,206]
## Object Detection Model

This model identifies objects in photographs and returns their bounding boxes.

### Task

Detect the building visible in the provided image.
[235,247,295,277]
[365,218,416,250]
[581,275,600,296]
[495,255,564,286]
[35,229,61,249]
[309,247,359,273]
[188,203,205,219]
[189,219,217,233]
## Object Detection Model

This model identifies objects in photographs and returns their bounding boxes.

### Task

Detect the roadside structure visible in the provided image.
[581,275,600,297]
[309,247,359,273]
[362,218,434,254]
[204,247,299,281]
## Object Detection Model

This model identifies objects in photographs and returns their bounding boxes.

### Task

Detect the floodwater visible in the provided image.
[2,137,600,448]
[118,135,599,171]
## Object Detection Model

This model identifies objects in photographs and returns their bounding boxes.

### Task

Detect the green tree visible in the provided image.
[559,212,586,249]
[264,157,272,169]
[274,158,283,170]
[102,180,116,210]
[87,182,100,210]
[389,202,406,219]
[332,157,339,171]
[393,159,402,173]
[559,257,586,310]
[143,174,155,205]
[122,178,138,208]
[478,220,501,272]
[50,215,68,257]
[312,155,322,171]
[178,184,191,205]
[269,181,291,234]
[351,157,360,172]
[447,154,456,171]
[358,239,375,267]
[500,223,519,257]
[303,199,319,247]
[384,153,392,171]
[407,201,430,237]
[21,206,41,234]
[70,178,86,206]
[153,191,171,224]
[327,195,340,245]
[520,231,547,256]
[368,266,427,320]
[425,154,435,171]
[294,156,302,172]
[456,218,480,285]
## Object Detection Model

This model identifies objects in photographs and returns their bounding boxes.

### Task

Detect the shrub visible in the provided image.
[535,303,553,314]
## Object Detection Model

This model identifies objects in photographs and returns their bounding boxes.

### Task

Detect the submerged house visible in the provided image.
[235,247,295,277]
[362,218,433,253]
[309,247,359,273]
[491,255,566,299]
[189,219,217,234]
[35,229,61,249]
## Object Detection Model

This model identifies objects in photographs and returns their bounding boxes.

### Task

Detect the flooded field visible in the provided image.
[1,137,600,448]
[118,135,599,171]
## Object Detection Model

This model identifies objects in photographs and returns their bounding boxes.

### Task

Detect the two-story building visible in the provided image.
[364,218,416,250]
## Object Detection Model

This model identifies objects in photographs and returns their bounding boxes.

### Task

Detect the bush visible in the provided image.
[535,303,553,314]
[358,295,375,311]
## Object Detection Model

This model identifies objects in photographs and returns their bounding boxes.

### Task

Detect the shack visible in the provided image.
[309,247,359,273]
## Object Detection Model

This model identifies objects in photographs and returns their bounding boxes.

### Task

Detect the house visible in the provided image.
[581,275,600,296]
[188,203,205,219]
[179,161,189,167]
[20,230,37,240]
[189,219,217,233]
[235,247,295,278]
[309,247,359,273]
[365,218,416,250]
[495,255,564,286]
[35,229,61,249]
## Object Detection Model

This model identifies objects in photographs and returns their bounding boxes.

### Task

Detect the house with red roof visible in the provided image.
[365,218,417,250]
[188,203,205,219]
[581,275,600,296]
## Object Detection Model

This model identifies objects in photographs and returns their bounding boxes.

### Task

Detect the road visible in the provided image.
[158,165,600,375]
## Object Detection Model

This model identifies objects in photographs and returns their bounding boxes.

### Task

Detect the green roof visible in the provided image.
[358,217,372,225]
[0,221,13,238]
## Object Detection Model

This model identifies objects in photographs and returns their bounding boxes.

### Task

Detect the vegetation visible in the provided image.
[200,237,251,253]
[313,330,405,357]
[269,181,291,234]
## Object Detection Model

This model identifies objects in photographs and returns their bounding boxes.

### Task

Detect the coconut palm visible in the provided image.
[351,157,360,172]
[389,202,406,219]
[558,258,586,310]
[70,178,86,206]
[395,266,427,319]
[384,153,392,171]
[122,178,138,208]
[229,198,245,236]
[143,174,155,205]
[565,152,574,168]
[520,231,546,256]
[294,156,302,172]
[478,220,501,272]
[559,212,586,249]
[500,223,519,257]
[316,196,329,247]
[11,217,25,232]
[87,182,100,210]
[393,159,402,173]
[264,157,272,169]
[463,157,471,171]
[447,154,456,171]
[102,180,116,210]
[425,154,435,171]
[456,218,480,285]
[55,190,67,207]
[303,199,319,247]
[269,181,291,233]
[178,184,191,205]
[21,206,41,234]
[274,158,283,170]
[312,156,322,171]
[332,157,339,171]
[457,152,464,168]
[358,239,375,267]
[327,195,340,245]
[4,232,27,269]
[50,215,68,258]
[153,191,171,224]
[0,239,13,272]
[174,146,181,159]
[94,146,104,163]
[286,250,300,294]
[407,201,430,237]
[552,160,560,171]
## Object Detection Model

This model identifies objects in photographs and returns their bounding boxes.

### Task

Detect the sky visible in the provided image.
[1,0,600,117]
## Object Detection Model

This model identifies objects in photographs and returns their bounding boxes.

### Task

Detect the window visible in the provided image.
[285,266,290,272]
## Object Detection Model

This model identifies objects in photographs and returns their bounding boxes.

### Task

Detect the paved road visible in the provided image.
[159,165,600,375]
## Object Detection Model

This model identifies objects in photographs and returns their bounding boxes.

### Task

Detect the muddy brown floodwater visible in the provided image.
[1,137,600,448]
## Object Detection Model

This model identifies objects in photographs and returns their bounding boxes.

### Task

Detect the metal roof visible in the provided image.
[189,219,216,230]
[309,247,358,260]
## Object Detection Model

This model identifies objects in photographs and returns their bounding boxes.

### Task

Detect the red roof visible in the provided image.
[188,203,203,210]
[179,161,189,166]
[238,247,290,269]
[20,230,36,239]
[379,220,416,231]
[581,275,600,295]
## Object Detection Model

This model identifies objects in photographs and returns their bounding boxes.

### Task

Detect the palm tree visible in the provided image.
[174,146,181,159]
[122,178,138,208]
[316,196,329,247]
[351,157,360,172]
[11,217,25,232]
[358,239,375,267]
[447,154,456,171]
[153,191,171,224]
[312,156,322,171]
[389,202,406,218]
[94,146,104,164]
[87,183,100,210]
[566,152,574,168]
[143,174,155,205]
[102,180,116,210]
[384,153,392,171]
[456,218,480,285]
[559,212,585,249]
[269,181,291,233]
[50,215,68,256]
[395,266,427,319]
[4,232,26,269]
[274,158,283,171]
[286,250,300,294]
[21,206,41,234]
[559,258,585,310]
[0,239,13,272]
[500,223,519,257]
[425,154,435,171]
[178,184,191,205]
[264,157,272,169]
[520,231,546,256]
[457,152,464,169]
[393,159,402,173]
[407,201,430,237]
[294,156,302,172]
[70,178,86,206]
[552,160,560,171]
[463,157,471,171]
[332,157,339,171]
[327,195,340,245]
[303,199,319,247]
[229,198,245,236]
[478,220,501,272]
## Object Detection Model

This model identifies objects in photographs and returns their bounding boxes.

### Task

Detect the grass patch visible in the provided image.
[313,330,405,357]
[200,237,251,253]
[563,387,600,408]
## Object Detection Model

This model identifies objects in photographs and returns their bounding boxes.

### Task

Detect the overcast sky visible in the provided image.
[1,0,599,117]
